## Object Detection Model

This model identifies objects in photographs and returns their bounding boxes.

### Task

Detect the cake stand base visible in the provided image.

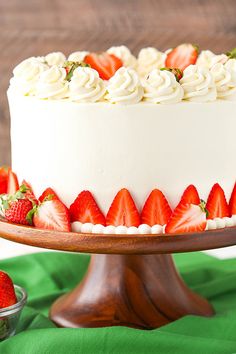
[50,254,214,329]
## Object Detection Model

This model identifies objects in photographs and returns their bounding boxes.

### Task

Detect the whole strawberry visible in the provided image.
[0,271,17,309]
[1,185,36,225]
[5,199,34,225]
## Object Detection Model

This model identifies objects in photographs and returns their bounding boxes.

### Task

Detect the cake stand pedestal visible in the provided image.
[0,220,236,329]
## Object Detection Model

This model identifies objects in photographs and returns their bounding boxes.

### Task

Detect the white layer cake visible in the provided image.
[8,91,236,213]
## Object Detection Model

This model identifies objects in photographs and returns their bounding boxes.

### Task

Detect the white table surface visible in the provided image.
[1,238,236,260]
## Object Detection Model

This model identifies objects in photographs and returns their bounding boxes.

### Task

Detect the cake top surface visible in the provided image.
[8,44,236,104]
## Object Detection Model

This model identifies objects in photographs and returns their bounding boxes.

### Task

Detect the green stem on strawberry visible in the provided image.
[226,48,236,59]
[160,67,183,81]
[63,61,90,81]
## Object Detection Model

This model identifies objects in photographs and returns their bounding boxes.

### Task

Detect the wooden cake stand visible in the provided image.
[0,220,236,330]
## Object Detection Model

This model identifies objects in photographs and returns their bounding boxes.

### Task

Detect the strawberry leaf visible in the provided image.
[64,61,90,81]
[2,200,9,210]
[19,184,29,193]
[26,205,37,225]
[226,48,236,59]
[43,194,55,202]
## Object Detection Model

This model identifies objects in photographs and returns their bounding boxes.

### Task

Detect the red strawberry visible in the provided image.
[106,188,140,227]
[0,271,17,309]
[177,185,200,207]
[39,187,60,203]
[165,202,207,234]
[22,180,38,205]
[206,183,230,219]
[165,44,198,71]
[84,52,123,80]
[3,185,36,225]
[70,191,105,225]
[7,169,19,195]
[229,183,236,216]
[0,167,9,194]
[34,199,71,232]
[141,189,172,226]
[5,199,34,225]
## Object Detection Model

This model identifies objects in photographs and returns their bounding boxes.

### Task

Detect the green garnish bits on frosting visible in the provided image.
[226,48,236,59]
[160,67,183,82]
[64,61,90,81]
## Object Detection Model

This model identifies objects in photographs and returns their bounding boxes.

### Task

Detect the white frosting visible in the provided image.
[197,50,228,69]
[72,222,165,234]
[10,58,48,95]
[225,59,236,85]
[115,226,128,234]
[71,221,83,232]
[68,51,89,62]
[106,67,143,104]
[151,224,164,234]
[69,67,106,103]
[211,63,236,100]
[45,52,66,66]
[180,65,217,102]
[36,66,69,99]
[107,46,137,69]
[92,224,105,234]
[9,49,236,103]
[143,69,184,104]
[103,225,116,234]
[81,223,93,233]
[206,216,236,230]
[72,217,236,234]
[137,47,166,78]
[9,94,236,213]
[126,226,138,234]
[138,224,151,234]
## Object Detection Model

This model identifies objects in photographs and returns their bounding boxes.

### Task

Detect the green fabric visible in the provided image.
[0,252,236,353]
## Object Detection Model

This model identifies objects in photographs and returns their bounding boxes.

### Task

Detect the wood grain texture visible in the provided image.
[50,253,214,329]
[1,0,236,165]
[0,220,236,255]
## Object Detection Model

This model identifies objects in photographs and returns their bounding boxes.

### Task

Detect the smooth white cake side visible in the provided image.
[8,90,236,213]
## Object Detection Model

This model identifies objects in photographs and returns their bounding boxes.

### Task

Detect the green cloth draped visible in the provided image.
[0,251,236,353]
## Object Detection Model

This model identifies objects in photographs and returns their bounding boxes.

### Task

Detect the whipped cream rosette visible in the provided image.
[211,62,236,100]
[196,50,228,69]
[105,67,144,104]
[180,65,217,102]
[143,69,184,104]
[68,51,89,62]
[36,65,69,99]
[107,45,137,69]
[10,57,48,95]
[225,59,236,84]
[69,67,106,103]
[45,52,66,66]
[137,47,166,78]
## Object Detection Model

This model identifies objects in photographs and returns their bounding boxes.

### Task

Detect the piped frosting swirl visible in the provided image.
[211,62,236,99]
[105,67,144,104]
[143,69,184,104]
[10,57,48,95]
[35,66,69,99]
[180,65,217,102]
[196,50,228,69]
[45,52,66,66]
[69,67,106,103]
[137,47,166,78]
[107,45,137,69]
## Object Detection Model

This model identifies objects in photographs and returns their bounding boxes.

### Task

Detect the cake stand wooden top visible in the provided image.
[0,220,236,255]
